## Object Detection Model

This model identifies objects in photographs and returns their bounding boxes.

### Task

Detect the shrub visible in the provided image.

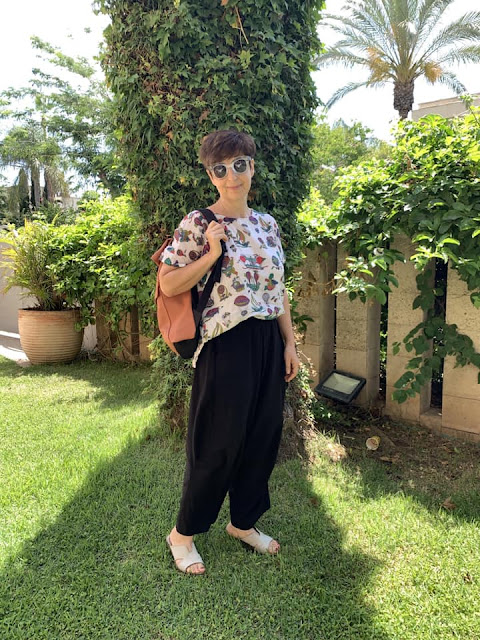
[1,220,67,310]
[48,195,155,332]
[148,336,193,433]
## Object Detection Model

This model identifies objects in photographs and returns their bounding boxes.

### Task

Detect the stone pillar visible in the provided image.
[442,268,480,437]
[335,246,381,406]
[385,235,432,421]
[295,242,336,385]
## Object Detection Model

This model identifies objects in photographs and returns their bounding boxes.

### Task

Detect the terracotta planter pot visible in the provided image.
[18,309,84,364]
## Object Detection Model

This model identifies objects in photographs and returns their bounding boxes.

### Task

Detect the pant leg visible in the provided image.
[176,319,260,536]
[228,319,287,529]
[176,318,287,536]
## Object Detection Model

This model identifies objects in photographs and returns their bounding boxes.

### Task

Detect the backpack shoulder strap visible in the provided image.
[194,208,226,315]
[197,208,216,225]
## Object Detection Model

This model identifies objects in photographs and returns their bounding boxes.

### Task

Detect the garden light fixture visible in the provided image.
[314,370,366,404]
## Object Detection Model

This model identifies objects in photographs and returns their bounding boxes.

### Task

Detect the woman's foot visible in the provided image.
[226,522,280,554]
[168,527,205,574]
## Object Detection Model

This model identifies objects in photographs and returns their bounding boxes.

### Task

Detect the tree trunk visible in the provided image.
[18,168,30,216]
[31,164,42,209]
[394,80,415,120]
[44,167,55,203]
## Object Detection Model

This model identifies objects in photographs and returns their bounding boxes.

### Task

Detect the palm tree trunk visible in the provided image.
[31,164,42,209]
[44,167,55,203]
[394,80,415,120]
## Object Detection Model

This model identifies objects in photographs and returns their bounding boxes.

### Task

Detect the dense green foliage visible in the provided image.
[1,197,155,330]
[95,0,323,269]
[48,197,155,331]
[307,108,480,402]
[311,117,391,204]
[0,121,68,219]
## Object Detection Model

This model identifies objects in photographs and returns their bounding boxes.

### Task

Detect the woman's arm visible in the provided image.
[278,289,300,382]
[160,251,218,297]
[159,221,226,297]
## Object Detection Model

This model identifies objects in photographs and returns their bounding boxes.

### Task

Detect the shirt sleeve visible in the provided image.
[272,217,285,265]
[160,210,208,267]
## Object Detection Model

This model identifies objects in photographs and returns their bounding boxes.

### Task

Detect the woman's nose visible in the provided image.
[225,167,240,180]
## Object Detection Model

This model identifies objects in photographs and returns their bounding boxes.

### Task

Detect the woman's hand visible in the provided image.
[205,221,227,260]
[284,343,300,383]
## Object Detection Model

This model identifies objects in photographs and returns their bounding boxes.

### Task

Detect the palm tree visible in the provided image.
[316,0,480,118]
[0,122,69,211]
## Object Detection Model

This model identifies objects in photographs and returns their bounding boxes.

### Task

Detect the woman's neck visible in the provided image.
[209,199,251,218]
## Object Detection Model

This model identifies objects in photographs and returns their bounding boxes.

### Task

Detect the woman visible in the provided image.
[160,129,300,574]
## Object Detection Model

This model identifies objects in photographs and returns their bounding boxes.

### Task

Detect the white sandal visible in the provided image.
[226,524,279,554]
[166,535,205,574]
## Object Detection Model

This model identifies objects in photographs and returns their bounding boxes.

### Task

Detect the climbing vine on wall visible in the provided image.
[303,107,480,403]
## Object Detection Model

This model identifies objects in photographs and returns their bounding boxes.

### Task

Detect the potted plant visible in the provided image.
[0,220,84,364]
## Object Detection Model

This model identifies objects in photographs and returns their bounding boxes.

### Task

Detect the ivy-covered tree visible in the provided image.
[95,0,323,268]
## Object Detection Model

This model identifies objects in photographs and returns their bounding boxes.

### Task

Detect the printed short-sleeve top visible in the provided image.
[161,209,285,366]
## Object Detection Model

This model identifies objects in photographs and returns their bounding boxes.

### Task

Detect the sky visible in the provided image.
[0,0,478,184]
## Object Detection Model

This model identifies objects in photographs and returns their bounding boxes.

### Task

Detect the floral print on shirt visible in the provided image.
[161,209,285,366]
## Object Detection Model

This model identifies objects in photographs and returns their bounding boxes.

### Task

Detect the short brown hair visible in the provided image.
[199,129,256,167]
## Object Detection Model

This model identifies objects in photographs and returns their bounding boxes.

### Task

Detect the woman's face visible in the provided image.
[206,155,255,201]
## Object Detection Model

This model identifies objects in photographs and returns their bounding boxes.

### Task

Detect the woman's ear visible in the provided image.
[206,169,216,186]
[250,158,255,179]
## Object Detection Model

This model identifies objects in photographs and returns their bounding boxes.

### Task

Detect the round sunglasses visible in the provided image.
[208,156,252,180]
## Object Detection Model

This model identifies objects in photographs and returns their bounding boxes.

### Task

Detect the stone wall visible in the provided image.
[295,239,480,441]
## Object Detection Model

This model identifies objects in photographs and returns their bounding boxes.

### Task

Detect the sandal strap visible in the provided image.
[239,527,274,554]
[166,537,204,572]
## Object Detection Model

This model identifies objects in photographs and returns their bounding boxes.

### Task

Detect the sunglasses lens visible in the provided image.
[213,164,227,179]
[233,158,248,173]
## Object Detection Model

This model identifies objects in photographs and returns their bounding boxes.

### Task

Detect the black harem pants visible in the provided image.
[176,317,287,536]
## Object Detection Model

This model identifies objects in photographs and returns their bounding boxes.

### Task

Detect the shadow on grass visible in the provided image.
[317,409,480,524]
[0,424,390,640]
[0,356,153,412]
[347,451,480,524]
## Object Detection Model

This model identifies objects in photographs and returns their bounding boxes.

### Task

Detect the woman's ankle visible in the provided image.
[228,522,254,534]
[170,526,193,544]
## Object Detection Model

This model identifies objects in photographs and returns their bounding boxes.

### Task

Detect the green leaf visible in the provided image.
[393,389,408,404]
[406,356,423,369]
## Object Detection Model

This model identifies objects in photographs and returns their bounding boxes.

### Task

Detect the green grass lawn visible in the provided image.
[1,355,479,640]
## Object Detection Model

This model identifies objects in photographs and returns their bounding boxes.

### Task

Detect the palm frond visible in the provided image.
[434,70,467,95]
[438,45,480,67]
[414,0,453,43]
[324,29,397,67]
[326,80,385,109]
[348,1,399,58]
[315,47,370,70]
[417,12,480,62]
[327,6,400,64]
